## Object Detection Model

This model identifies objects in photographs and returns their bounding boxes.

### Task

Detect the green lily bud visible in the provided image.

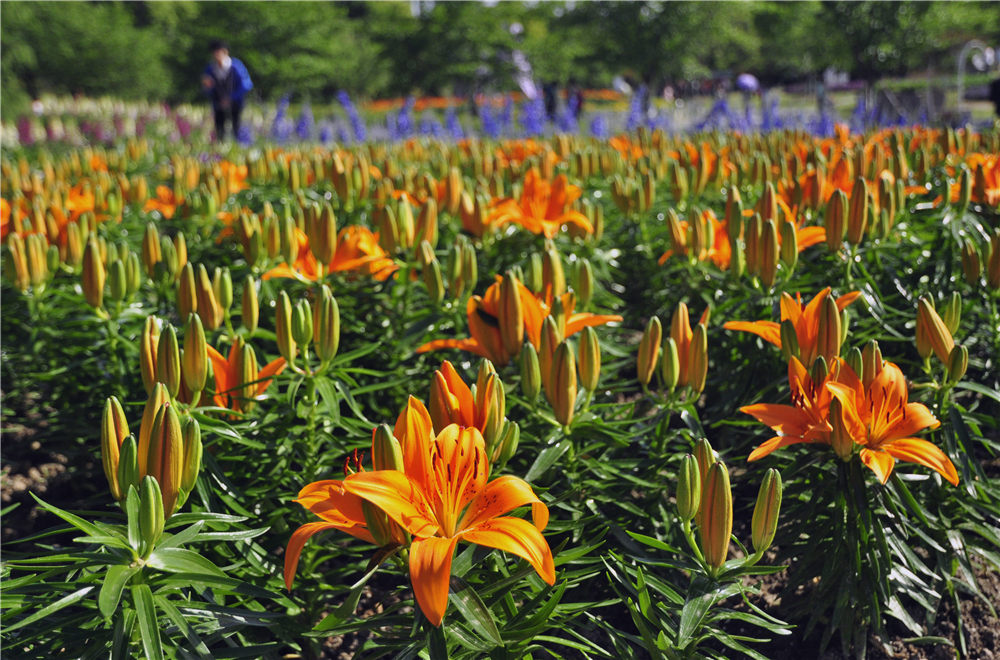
[423,256,444,307]
[759,219,779,288]
[236,341,259,414]
[313,285,341,364]
[371,424,404,471]
[816,295,841,365]
[180,417,202,500]
[156,324,181,399]
[825,189,847,252]
[520,343,541,403]
[195,263,222,331]
[941,292,961,336]
[125,253,142,298]
[542,247,566,298]
[578,326,601,393]
[956,168,971,210]
[182,313,208,395]
[688,323,709,394]
[751,468,782,555]
[292,299,313,348]
[660,337,680,392]
[676,454,701,522]
[845,346,863,377]
[213,266,233,313]
[779,319,800,362]
[177,263,197,319]
[779,220,798,271]
[139,476,165,552]
[362,501,395,548]
[142,223,161,277]
[861,340,882,388]
[551,341,578,427]
[947,344,969,384]
[242,276,258,335]
[280,215,297,265]
[574,258,594,310]
[495,420,521,467]
[82,237,105,309]
[811,355,829,383]
[275,290,298,364]
[117,435,141,498]
[108,258,127,303]
[526,252,544,294]
[461,242,478,294]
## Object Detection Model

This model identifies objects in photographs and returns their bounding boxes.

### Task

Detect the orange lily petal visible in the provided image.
[409,535,460,627]
[460,475,548,532]
[255,357,287,397]
[859,447,898,484]
[881,437,959,486]
[723,321,782,347]
[343,470,441,538]
[285,522,351,590]
[461,517,555,586]
[564,313,624,337]
[748,434,820,461]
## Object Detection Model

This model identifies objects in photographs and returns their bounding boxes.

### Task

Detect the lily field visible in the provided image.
[2,118,1000,660]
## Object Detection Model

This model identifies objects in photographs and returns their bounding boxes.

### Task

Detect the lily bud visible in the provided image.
[417,198,439,248]
[313,203,337,264]
[726,191,744,242]
[125,253,142,298]
[314,285,341,364]
[378,205,399,255]
[829,398,854,461]
[578,326,601,393]
[177,263,197,319]
[847,177,869,246]
[82,238,105,309]
[146,402,183,517]
[180,417,202,501]
[213,266,233,314]
[5,234,29,291]
[102,397,130,501]
[825,189,847,252]
[371,424,404,471]
[156,324,181,399]
[961,239,982,286]
[816,295,841,365]
[845,346,863,377]
[275,290,298,364]
[574,259,594,310]
[688,323,708,395]
[142,223,161,277]
[416,240,435,268]
[242,276,258,335]
[811,355,829,383]
[661,337,680,392]
[117,435,141,497]
[699,462,733,569]
[520,343,541,403]
[751,469,782,554]
[916,297,954,364]
[139,476,165,552]
[862,340,883,389]
[422,255,444,307]
[551,341,578,427]
[542,247,566,299]
[107,258,127,303]
[676,454,701,522]
[362,501,396,548]
[236,342,259,414]
[947,345,969,383]
[157,236,178,283]
[195,264,222,331]
[779,319,800,362]
[759,219,779,287]
[460,241,478,295]
[988,233,1000,291]
[779,220,798,271]
[539,316,561,397]
[478,371,505,458]
[292,300,313,348]
[941,292,961,336]
[499,272,525,358]
[636,317,662,387]
[182,314,208,396]
[497,420,520,467]
[280,214,297,264]
[65,221,84,268]
[140,317,160,395]
[745,213,762,276]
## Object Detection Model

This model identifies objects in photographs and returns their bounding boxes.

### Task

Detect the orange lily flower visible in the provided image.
[417,275,622,365]
[64,182,97,224]
[344,398,553,626]
[206,343,287,412]
[143,185,178,219]
[658,209,731,269]
[742,357,849,460]
[827,362,957,485]
[723,287,860,367]
[488,170,593,239]
[427,360,498,435]
[263,225,398,282]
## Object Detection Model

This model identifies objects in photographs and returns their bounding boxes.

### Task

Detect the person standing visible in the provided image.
[202,40,253,141]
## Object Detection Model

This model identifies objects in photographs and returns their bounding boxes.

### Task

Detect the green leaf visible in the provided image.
[313,552,392,631]
[154,521,205,550]
[29,492,106,538]
[125,487,141,551]
[677,575,721,648]
[112,609,137,660]
[164,511,247,528]
[428,623,449,659]
[3,585,95,633]
[132,584,163,660]
[100,564,140,619]
[448,576,502,647]
[526,438,572,482]
[626,532,681,554]
[146,547,227,577]
[153,595,213,660]
[154,573,279,599]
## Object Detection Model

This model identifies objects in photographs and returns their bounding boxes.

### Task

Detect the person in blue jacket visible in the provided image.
[202,40,252,141]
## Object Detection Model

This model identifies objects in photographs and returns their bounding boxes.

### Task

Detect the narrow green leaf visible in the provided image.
[153,595,213,660]
[100,565,139,619]
[448,576,502,647]
[146,547,226,577]
[132,584,164,660]
[3,585,95,633]
[111,609,137,660]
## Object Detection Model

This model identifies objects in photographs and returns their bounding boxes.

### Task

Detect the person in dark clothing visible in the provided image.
[990,76,1000,119]
[202,40,253,141]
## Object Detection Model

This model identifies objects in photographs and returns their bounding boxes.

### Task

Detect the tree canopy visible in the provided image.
[2,0,998,118]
